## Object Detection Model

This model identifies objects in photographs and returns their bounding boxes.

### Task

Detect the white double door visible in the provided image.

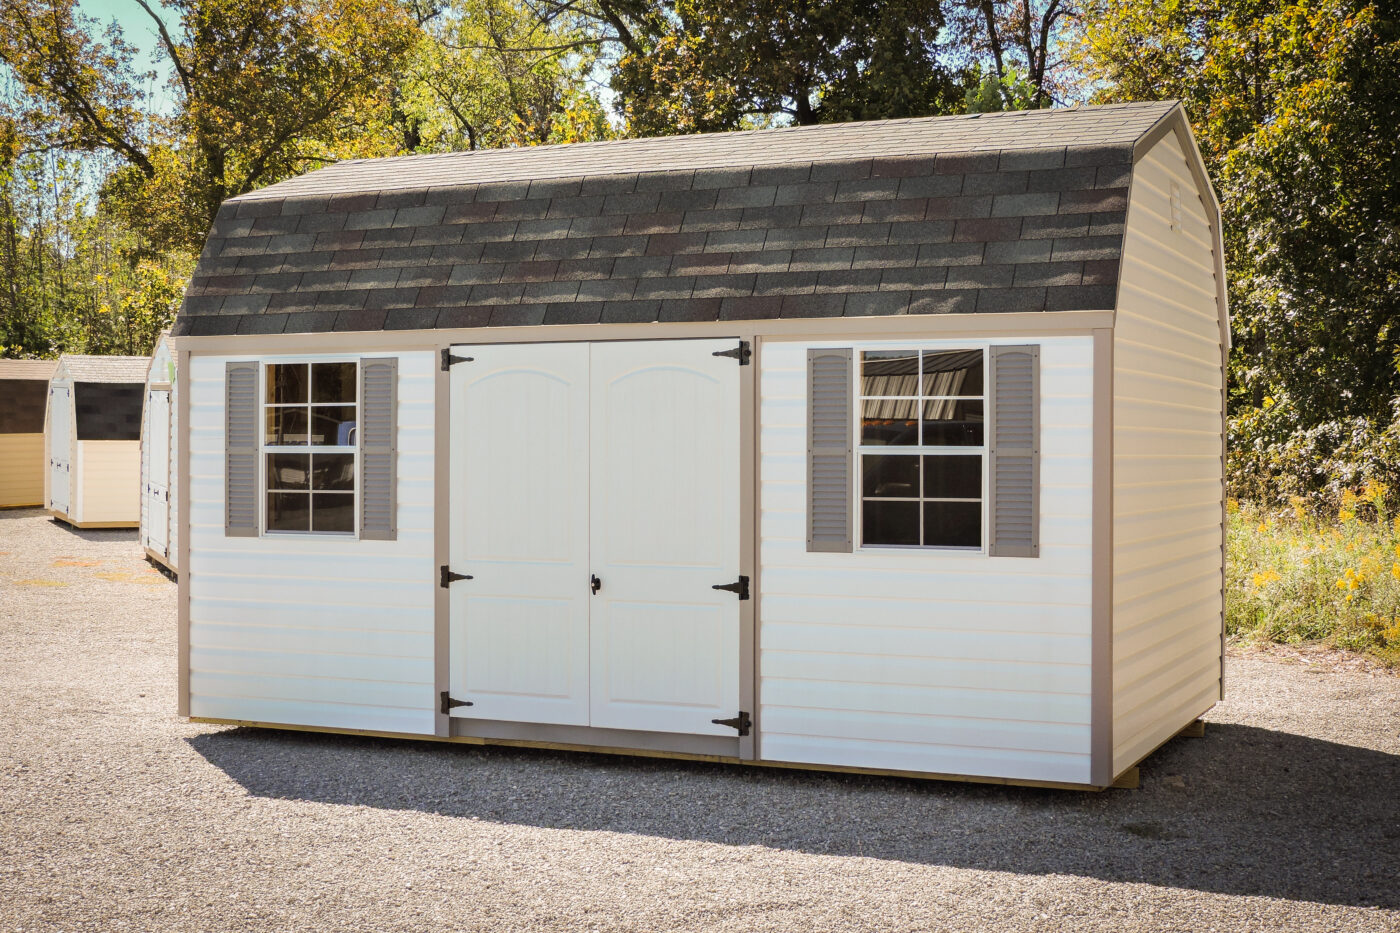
[49,386,71,514]
[144,388,171,554]
[448,339,742,736]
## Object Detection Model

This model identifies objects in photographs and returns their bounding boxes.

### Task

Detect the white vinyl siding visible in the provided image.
[759,336,1095,784]
[1112,131,1225,776]
[186,351,435,735]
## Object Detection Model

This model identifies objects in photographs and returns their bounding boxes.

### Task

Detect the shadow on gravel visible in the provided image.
[0,508,138,542]
[189,722,1399,908]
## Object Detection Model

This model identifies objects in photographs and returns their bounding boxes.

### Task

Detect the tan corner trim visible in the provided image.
[177,348,192,718]
[434,349,451,738]
[738,334,758,761]
[173,310,1117,356]
[1090,327,1115,788]
[186,717,1106,791]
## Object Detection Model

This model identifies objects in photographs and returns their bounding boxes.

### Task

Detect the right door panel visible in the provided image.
[587,340,742,736]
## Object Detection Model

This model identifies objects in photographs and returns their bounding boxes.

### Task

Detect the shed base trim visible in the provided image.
[48,510,139,529]
[188,717,1114,791]
[143,547,177,577]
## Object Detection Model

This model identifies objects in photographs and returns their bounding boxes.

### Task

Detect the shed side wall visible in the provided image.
[758,336,1095,785]
[1112,131,1225,776]
[185,350,436,735]
[76,440,141,523]
[0,433,45,507]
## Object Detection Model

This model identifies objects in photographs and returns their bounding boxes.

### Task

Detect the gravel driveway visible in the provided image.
[2,507,1398,932]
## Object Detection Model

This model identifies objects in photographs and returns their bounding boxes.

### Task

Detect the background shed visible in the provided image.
[141,335,178,572]
[0,359,58,508]
[46,355,149,528]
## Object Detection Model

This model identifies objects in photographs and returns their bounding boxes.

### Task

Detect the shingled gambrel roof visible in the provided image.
[174,101,1181,337]
[53,355,151,383]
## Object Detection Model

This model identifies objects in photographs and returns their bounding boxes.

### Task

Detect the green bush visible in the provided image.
[1227,490,1400,665]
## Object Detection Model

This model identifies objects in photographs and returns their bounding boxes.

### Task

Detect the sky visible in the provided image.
[78,0,178,113]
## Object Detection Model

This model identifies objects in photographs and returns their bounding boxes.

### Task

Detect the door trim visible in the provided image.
[438,335,757,744]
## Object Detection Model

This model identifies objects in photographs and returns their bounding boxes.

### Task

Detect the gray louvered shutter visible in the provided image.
[807,348,853,552]
[988,345,1040,557]
[359,357,397,540]
[225,361,259,537]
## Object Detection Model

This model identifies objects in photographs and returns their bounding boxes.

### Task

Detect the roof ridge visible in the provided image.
[234,101,1179,202]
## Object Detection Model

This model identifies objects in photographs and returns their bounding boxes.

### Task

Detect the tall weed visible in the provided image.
[1228,484,1400,665]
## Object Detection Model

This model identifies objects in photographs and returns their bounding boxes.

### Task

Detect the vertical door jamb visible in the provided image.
[434,349,452,737]
[738,333,757,761]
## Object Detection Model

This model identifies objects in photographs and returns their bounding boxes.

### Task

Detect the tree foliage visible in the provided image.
[613,0,960,134]
[1,0,418,252]
[1077,0,1400,506]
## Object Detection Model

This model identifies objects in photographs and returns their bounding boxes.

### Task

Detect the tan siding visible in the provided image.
[0,433,45,507]
[76,440,141,524]
[1112,131,1225,776]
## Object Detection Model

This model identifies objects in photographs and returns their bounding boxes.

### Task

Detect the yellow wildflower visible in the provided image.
[1251,570,1282,587]
[1257,521,1269,533]
[1392,562,1400,581]
[1226,498,1240,514]
[1290,496,1308,521]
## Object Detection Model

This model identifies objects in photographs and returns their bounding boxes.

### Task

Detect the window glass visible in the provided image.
[263,361,357,535]
[312,362,357,404]
[859,348,985,549]
[267,363,308,405]
[862,500,920,546]
[922,350,983,396]
[267,492,310,532]
[921,399,984,446]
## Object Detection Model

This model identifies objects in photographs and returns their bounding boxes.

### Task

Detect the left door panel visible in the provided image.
[49,386,70,514]
[448,343,591,725]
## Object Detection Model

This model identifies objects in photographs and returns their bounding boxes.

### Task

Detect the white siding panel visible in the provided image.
[186,351,436,735]
[760,336,1095,783]
[1112,131,1225,776]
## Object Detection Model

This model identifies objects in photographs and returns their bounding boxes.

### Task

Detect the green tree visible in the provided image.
[611,0,961,135]
[0,0,418,252]
[1076,0,1400,504]
[400,0,613,151]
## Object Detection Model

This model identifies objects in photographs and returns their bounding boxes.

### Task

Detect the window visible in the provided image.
[858,348,984,548]
[263,361,358,533]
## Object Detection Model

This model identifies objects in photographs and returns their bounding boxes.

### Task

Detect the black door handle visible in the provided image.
[590,574,601,594]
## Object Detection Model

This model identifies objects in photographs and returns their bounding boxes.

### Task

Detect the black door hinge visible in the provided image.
[711,711,752,735]
[440,565,473,588]
[712,575,749,600]
[441,348,474,371]
[712,341,751,365]
[590,574,602,594]
[440,691,473,714]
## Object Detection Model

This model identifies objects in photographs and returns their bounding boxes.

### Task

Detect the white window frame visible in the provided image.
[258,355,361,538]
[853,340,990,554]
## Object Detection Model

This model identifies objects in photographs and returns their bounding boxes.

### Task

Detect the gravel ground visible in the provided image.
[2,507,1398,933]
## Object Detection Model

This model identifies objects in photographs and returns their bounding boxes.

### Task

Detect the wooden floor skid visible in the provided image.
[49,510,138,530]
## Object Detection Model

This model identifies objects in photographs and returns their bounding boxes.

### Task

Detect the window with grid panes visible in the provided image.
[859,348,985,548]
[263,362,358,533]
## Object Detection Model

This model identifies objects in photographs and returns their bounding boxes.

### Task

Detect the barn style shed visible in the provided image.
[0,359,58,508]
[172,100,1227,790]
[45,354,149,528]
[141,334,179,572]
